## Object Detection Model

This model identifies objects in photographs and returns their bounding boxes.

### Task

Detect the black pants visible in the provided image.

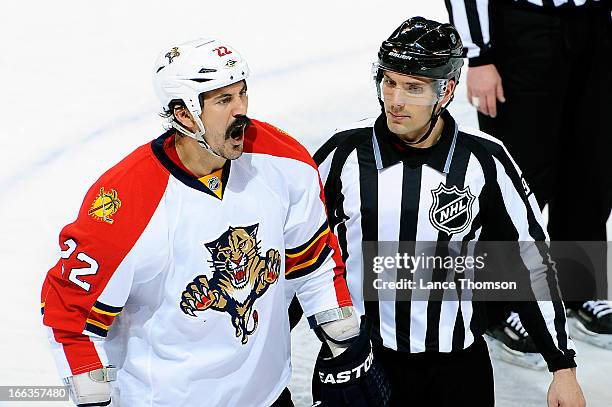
[373,337,494,406]
[480,4,611,307]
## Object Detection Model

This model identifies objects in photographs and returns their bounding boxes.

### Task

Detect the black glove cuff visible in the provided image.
[317,325,373,385]
[315,322,391,406]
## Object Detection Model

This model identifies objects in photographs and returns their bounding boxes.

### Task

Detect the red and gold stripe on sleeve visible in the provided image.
[83,301,123,338]
[285,222,333,280]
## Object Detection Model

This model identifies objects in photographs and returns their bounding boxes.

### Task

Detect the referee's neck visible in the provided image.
[401,116,445,149]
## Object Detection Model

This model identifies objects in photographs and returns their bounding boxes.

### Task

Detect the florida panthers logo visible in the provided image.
[180,224,280,344]
[165,47,180,64]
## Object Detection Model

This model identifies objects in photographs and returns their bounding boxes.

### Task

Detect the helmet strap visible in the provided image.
[403,101,443,146]
[170,118,223,159]
[170,119,223,158]
[402,80,456,146]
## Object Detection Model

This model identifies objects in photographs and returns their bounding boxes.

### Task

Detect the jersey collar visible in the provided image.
[151,130,231,200]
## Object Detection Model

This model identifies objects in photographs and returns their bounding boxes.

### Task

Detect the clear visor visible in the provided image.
[373,64,447,106]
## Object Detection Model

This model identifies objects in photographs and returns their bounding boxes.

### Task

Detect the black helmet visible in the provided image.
[377,17,464,82]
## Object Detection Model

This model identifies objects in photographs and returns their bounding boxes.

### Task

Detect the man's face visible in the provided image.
[380,71,442,141]
[200,80,250,160]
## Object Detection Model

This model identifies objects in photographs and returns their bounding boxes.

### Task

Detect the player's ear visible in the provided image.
[440,80,456,106]
[246,224,258,238]
[174,106,196,130]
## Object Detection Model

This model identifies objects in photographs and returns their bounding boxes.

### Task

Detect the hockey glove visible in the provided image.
[314,322,391,406]
[63,366,116,406]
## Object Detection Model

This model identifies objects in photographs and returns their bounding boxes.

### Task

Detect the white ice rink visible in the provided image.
[1,1,610,406]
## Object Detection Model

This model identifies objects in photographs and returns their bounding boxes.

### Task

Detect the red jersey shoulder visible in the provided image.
[42,142,169,350]
[77,141,169,227]
[243,119,317,170]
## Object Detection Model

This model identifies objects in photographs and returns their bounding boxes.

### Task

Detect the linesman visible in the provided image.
[310,17,585,406]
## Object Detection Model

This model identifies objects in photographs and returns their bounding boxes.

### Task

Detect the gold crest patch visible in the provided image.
[88,187,121,224]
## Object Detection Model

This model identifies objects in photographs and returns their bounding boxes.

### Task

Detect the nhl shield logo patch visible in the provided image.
[429,183,475,235]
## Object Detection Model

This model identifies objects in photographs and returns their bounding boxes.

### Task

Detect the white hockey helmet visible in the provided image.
[153,38,250,151]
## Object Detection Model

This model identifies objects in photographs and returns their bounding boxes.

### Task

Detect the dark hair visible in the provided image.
[159,94,206,120]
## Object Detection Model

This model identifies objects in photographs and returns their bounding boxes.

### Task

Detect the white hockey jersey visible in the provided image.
[41,119,351,406]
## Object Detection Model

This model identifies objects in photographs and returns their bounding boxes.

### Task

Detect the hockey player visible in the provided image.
[309,17,586,406]
[41,38,389,407]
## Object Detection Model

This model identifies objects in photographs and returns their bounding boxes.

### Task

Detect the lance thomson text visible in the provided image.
[369,251,518,295]
[372,278,518,291]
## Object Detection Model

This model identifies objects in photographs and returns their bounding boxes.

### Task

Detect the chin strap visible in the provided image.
[170,117,223,159]
[403,101,442,146]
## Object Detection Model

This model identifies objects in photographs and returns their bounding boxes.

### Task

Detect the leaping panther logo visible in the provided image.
[165,47,180,64]
[180,224,280,344]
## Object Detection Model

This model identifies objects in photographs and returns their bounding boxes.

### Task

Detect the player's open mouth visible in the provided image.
[232,265,248,287]
[230,129,244,141]
[226,116,251,141]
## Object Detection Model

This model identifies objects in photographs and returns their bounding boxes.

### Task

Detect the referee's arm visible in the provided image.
[313,134,344,225]
[445,0,493,66]
[313,136,339,185]
[486,147,577,372]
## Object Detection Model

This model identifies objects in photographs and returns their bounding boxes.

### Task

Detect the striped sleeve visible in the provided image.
[313,134,341,184]
[41,144,168,378]
[285,222,333,280]
[85,301,123,337]
[481,139,576,371]
[446,0,494,66]
[313,135,342,230]
[313,127,367,228]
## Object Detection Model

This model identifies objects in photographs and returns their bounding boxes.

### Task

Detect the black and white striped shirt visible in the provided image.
[313,110,576,371]
[446,0,608,65]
